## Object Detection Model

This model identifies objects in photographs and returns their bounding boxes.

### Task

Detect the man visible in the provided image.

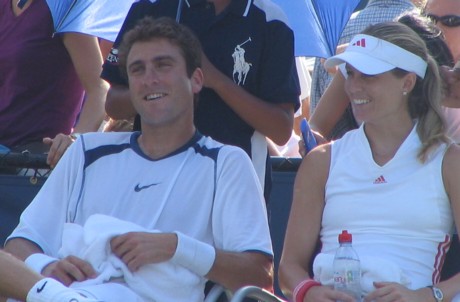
[424,0,460,62]
[101,0,300,202]
[4,17,273,302]
[309,0,415,139]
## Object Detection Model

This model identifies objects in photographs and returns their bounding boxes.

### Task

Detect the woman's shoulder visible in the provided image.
[443,143,460,164]
[442,143,460,181]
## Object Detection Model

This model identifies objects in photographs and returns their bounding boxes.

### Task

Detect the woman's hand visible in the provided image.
[364,282,432,302]
[303,285,356,302]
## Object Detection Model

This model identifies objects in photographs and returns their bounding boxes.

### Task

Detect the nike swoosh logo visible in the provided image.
[134,183,159,192]
[37,281,47,293]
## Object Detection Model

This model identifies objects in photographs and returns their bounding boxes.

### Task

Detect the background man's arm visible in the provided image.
[201,54,295,146]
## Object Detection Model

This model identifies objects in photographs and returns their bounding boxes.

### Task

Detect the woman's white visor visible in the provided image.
[324,34,427,79]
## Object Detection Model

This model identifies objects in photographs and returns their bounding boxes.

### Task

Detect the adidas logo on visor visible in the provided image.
[352,38,366,48]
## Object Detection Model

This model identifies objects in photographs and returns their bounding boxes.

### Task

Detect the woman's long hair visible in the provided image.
[362,22,450,162]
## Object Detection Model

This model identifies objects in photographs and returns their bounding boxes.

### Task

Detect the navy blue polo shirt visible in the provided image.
[101,0,300,201]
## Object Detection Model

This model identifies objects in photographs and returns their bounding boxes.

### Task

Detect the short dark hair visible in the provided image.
[118,17,202,78]
[398,12,454,67]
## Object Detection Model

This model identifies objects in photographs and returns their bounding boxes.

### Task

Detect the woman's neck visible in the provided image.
[365,119,415,166]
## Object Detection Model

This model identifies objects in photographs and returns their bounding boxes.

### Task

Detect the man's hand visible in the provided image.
[298,131,327,158]
[110,232,178,272]
[42,255,97,286]
[321,43,349,75]
[42,133,74,168]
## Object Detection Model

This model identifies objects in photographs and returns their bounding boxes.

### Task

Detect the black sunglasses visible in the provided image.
[426,14,460,27]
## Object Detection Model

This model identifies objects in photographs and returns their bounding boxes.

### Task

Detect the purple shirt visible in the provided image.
[0,0,84,147]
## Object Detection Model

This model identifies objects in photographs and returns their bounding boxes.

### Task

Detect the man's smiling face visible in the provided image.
[127,38,202,129]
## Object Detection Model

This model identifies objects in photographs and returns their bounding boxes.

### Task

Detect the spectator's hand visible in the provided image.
[110,232,178,272]
[200,52,222,90]
[42,255,97,286]
[42,133,74,168]
[298,131,327,158]
[303,285,355,302]
[440,64,460,108]
[321,43,349,75]
[364,282,429,302]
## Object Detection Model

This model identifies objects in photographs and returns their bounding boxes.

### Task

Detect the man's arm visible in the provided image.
[105,84,137,120]
[5,238,96,287]
[110,232,273,292]
[309,72,350,139]
[206,250,273,292]
[4,238,43,261]
[201,54,295,146]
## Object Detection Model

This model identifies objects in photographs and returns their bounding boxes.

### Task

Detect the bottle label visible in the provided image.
[334,270,358,284]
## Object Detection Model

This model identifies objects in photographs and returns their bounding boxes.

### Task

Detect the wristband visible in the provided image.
[171,231,216,276]
[25,253,58,274]
[293,279,321,302]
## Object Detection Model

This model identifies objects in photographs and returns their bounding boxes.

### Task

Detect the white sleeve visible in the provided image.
[6,138,87,256]
[296,57,312,100]
[211,147,273,256]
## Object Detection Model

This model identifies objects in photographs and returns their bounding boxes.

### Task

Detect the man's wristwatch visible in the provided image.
[427,285,444,302]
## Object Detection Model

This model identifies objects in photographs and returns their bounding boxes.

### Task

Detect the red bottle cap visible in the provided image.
[338,230,352,243]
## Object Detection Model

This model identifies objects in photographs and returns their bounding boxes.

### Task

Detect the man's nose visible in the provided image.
[143,68,160,85]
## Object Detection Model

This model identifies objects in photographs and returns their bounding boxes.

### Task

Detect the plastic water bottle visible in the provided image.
[333,230,362,302]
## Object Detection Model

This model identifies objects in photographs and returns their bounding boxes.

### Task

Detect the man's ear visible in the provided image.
[191,68,204,94]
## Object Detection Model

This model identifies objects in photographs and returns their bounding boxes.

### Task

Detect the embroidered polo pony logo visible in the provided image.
[232,38,252,85]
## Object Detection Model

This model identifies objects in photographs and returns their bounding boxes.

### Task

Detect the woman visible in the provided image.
[308,11,455,143]
[0,0,108,167]
[279,22,460,302]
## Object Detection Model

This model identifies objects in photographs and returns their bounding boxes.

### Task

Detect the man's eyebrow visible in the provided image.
[128,59,144,70]
[128,55,176,70]
[152,55,176,63]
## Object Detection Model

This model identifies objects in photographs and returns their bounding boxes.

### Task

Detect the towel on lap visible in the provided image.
[58,214,203,302]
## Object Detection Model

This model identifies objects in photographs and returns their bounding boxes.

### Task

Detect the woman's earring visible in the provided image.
[402,91,408,96]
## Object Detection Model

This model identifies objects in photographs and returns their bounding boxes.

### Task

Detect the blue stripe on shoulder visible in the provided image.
[84,144,131,169]
[192,144,221,162]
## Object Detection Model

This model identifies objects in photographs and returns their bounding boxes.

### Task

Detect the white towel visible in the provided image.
[58,214,204,302]
[313,253,411,294]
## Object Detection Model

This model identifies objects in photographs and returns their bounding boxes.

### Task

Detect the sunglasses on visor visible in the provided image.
[426,14,460,27]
